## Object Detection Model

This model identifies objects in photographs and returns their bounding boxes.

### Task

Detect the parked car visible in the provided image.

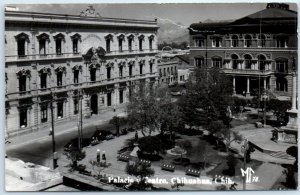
[64,138,91,152]
[92,130,111,141]
[106,134,115,140]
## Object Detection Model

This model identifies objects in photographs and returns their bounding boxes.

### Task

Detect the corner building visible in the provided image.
[189,3,297,100]
[5,7,159,137]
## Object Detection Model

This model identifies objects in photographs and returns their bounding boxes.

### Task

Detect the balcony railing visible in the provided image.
[222,68,272,75]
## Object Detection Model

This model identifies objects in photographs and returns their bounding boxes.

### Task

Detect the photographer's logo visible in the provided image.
[240,167,259,183]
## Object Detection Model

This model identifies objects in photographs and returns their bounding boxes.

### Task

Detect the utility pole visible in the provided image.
[50,91,57,169]
[77,89,83,150]
[241,138,248,190]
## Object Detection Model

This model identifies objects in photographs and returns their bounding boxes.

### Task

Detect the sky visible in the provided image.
[7,2,298,27]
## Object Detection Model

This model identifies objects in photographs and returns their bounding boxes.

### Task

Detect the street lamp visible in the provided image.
[262,92,268,127]
[241,138,249,190]
[97,149,101,163]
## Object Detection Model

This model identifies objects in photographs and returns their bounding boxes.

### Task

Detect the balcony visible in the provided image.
[5,52,83,62]
[222,68,272,76]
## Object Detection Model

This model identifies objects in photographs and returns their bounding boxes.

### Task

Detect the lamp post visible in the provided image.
[97,149,101,163]
[50,91,58,169]
[262,92,268,127]
[241,138,249,190]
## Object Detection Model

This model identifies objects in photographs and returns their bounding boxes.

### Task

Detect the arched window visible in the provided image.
[37,33,50,56]
[138,35,145,51]
[231,54,239,69]
[212,56,222,68]
[149,35,154,50]
[53,33,65,55]
[105,34,113,53]
[276,58,288,73]
[127,34,134,52]
[231,35,238,47]
[71,33,81,54]
[259,34,266,47]
[276,77,288,92]
[244,34,252,47]
[244,54,252,69]
[118,34,125,52]
[195,56,204,68]
[15,33,29,58]
[258,55,266,71]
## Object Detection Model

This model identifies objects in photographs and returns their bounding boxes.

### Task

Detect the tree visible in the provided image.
[126,162,155,190]
[226,154,238,176]
[286,146,298,171]
[89,160,106,179]
[179,67,233,128]
[127,83,160,136]
[109,116,127,136]
[138,136,162,155]
[64,146,86,171]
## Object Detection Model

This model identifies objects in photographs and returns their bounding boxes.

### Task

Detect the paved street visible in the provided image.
[6,108,125,167]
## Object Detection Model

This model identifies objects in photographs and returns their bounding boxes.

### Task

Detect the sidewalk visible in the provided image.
[6,108,126,151]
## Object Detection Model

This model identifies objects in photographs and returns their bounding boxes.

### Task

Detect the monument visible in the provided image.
[276,72,298,143]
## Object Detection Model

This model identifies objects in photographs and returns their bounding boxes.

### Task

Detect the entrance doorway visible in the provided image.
[90,94,98,115]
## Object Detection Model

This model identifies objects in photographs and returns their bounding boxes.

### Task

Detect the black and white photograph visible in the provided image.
[4,1,298,191]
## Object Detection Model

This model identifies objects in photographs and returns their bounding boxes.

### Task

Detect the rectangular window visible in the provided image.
[17,40,26,57]
[74,99,79,114]
[20,108,27,128]
[119,66,123,78]
[276,61,288,73]
[212,38,222,47]
[106,39,111,53]
[195,39,204,47]
[41,104,48,123]
[277,38,287,48]
[212,59,222,68]
[57,72,63,86]
[195,58,204,67]
[39,40,46,55]
[90,68,96,82]
[74,70,79,84]
[139,39,143,51]
[107,67,111,79]
[107,93,111,106]
[19,76,26,92]
[129,65,133,77]
[128,39,133,51]
[56,39,62,55]
[139,64,143,75]
[73,39,78,54]
[57,102,63,119]
[119,89,123,104]
[150,63,153,73]
[149,39,153,50]
[41,73,47,89]
[119,39,123,52]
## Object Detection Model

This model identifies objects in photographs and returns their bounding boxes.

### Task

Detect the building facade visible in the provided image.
[157,54,178,86]
[189,3,297,100]
[5,7,159,137]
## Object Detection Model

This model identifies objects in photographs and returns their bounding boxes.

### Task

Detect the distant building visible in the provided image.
[157,54,178,86]
[175,54,193,85]
[5,6,159,136]
[189,3,297,100]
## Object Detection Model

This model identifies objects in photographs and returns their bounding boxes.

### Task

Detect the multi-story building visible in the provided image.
[5,6,159,137]
[157,54,178,86]
[189,3,297,100]
[175,54,193,85]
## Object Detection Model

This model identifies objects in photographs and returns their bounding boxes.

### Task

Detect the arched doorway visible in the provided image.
[90,94,98,115]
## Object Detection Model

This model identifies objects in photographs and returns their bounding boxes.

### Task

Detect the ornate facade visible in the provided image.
[189,3,297,100]
[5,7,159,137]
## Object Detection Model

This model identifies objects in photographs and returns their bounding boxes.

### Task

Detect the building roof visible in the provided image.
[189,3,297,32]
[174,54,190,64]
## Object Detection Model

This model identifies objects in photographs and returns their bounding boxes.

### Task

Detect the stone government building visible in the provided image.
[189,3,297,100]
[5,6,159,137]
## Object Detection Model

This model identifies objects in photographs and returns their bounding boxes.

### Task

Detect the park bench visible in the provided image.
[186,168,201,177]
[117,154,130,162]
[79,169,92,176]
[139,159,151,167]
[161,164,175,172]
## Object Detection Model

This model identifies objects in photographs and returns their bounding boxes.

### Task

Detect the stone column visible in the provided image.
[246,77,250,96]
[263,77,266,90]
[233,76,236,95]
[291,73,297,111]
